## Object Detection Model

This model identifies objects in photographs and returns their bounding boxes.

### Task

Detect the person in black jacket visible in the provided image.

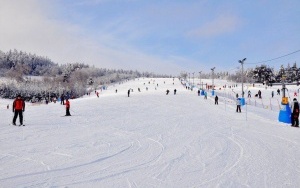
[215,95,218,105]
[291,98,300,127]
[60,94,65,105]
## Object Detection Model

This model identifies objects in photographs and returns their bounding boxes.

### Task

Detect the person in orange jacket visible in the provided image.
[12,94,25,125]
[65,99,71,116]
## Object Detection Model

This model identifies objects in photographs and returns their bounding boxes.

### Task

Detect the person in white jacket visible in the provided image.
[236,98,241,113]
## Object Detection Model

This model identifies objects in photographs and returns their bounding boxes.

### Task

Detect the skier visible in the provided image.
[166,89,170,95]
[138,88,141,92]
[115,89,118,93]
[277,89,280,95]
[215,95,218,105]
[174,89,177,95]
[291,98,299,127]
[128,89,130,97]
[204,91,207,99]
[248,90,251,98]
[60,94,65,105]
[96,92,99,98]
[236,98,241,113]
[65,99,71,116]
[198,90,200,96]
[12,95,25,126]
[271,91,274,98]
[258,90,262,98]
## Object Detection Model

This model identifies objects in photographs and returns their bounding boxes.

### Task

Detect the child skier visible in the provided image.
[65,99,71,116]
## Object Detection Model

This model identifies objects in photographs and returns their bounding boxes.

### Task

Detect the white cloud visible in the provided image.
[0,0,186,74]
[187,14,241,38]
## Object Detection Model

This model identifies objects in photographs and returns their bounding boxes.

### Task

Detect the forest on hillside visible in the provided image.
[0,49,170,101]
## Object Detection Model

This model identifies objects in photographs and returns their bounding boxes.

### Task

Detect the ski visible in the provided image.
[9,124,24,126]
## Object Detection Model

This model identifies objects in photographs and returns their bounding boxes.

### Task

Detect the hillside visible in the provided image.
[0,78,299,187]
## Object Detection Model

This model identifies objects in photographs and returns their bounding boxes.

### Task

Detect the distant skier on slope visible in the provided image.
[166,89,170,95]
[128,89,130,97]
[60,94,65,105]
[215,95,218,105]
[236,98,241,113]
[174,89,177,95]
[12,94,25,126]
[65,99,71,116]
[291,98,299,127]
[258,90,262,98]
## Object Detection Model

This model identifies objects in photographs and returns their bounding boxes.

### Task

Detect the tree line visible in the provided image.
[180,63,299,86]
[0,49,171,101]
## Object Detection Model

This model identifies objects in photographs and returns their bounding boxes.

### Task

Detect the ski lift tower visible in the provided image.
[211,67,215,96]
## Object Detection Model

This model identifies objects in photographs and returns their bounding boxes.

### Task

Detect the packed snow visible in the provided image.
[0,78,300,187]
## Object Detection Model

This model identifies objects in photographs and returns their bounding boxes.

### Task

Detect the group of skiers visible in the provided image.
[11,94,71,125]
[166,89,177,95]
[246,89,282,99]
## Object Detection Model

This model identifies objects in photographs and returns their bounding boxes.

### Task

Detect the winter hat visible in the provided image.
[293,98,297,101]
[17,94,21,98]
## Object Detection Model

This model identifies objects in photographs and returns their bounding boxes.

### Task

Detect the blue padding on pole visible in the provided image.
[201,90,205,96]
[211,90,215,96]
[240,97,245,106]
[278,104,291,124]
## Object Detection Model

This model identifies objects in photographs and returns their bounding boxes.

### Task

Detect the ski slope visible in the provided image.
[0,78,300,187]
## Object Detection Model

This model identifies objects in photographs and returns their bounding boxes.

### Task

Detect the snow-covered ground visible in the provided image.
[0,78,300,187]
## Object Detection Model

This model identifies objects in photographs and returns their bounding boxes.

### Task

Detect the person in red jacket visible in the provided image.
[12,94,25,126]
[65,99,71,116]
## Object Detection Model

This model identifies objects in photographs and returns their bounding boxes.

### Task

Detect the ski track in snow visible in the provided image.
[0,78,300,187]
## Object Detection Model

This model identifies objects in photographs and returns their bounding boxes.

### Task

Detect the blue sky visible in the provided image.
[0,0,299,74]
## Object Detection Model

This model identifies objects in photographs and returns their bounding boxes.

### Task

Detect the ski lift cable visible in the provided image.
[245,49,300,65]
[225,66,239,72]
